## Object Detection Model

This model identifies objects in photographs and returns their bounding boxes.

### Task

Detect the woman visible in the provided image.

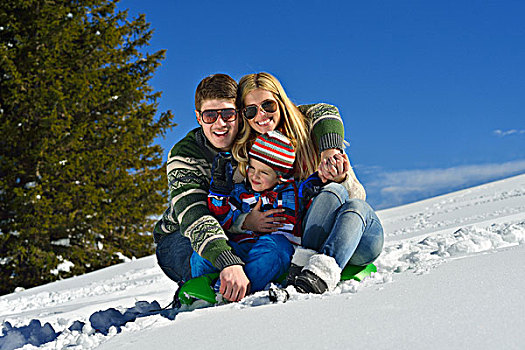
[232,72,384,294]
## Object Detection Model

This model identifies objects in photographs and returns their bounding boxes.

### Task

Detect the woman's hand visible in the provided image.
[318,149,350,183]
[242,199,285,232]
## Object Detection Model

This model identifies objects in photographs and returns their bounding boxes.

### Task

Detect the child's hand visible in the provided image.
[242,199,285,232]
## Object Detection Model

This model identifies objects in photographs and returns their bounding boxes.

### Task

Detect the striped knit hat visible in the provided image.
[249,131,295,180]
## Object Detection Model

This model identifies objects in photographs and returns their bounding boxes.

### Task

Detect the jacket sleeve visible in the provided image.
[207,184,245,230]
[161,152,244,270]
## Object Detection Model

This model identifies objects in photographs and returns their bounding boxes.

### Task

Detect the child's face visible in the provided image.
[247,158,279,192]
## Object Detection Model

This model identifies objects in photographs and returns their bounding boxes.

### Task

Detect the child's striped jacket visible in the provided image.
[208,173,323,245]
[208,181,302,245]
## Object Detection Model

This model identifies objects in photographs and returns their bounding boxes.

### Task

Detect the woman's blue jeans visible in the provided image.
[190,234,294,292]
[302,183,384,268]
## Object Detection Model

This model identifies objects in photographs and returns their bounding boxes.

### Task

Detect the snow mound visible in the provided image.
[378,220,525,275]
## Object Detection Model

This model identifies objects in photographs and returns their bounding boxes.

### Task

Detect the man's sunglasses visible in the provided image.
[242,100,278,120]
[199,108,238,124]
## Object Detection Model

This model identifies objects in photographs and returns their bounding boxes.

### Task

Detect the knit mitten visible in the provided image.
[209,152,234,196]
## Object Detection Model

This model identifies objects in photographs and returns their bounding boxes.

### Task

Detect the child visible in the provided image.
[193,131,382,297]
[190,131,321,294]
[209,130,305,245]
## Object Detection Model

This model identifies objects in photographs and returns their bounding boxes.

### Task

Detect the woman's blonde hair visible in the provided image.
[232,72,319,180]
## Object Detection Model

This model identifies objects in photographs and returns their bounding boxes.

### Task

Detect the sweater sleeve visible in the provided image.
[155,133,244,270]
[298,103,345,153]
[297,104,367,200]
[166,154,244,269]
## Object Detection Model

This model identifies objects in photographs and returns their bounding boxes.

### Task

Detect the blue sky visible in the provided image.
[120,0,525,209]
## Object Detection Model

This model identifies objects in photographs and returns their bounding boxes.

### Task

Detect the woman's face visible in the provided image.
[243,88,281,134]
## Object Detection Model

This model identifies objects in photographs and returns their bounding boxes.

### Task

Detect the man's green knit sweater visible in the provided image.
[153,103,350,270]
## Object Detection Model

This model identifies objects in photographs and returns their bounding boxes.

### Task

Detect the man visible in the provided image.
[153,73,252,302]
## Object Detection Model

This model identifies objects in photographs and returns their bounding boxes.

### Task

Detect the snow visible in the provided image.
[114,252,131,263]
[50,259,75,276]
[50,239,71,247]
[1,174,524,350]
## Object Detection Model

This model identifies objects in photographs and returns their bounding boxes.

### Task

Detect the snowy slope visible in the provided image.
[1,174,524,350]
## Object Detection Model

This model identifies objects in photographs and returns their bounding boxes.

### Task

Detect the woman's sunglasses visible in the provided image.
[242,100,278,120]
[199,108,238,124]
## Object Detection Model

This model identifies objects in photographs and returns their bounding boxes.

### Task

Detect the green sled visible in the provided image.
[276,263,377,283]
[177,272,220,305]
[177,263,377,306]
[340,263,377,281]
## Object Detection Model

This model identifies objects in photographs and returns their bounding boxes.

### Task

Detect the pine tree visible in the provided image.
[0,0,174,295]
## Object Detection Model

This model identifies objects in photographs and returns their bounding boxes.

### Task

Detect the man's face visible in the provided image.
[196,99,239,151]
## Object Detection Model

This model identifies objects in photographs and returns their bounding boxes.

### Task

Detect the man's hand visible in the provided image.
[318,149,350,183]
[242,199,285,232]
[219,265,250,302]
